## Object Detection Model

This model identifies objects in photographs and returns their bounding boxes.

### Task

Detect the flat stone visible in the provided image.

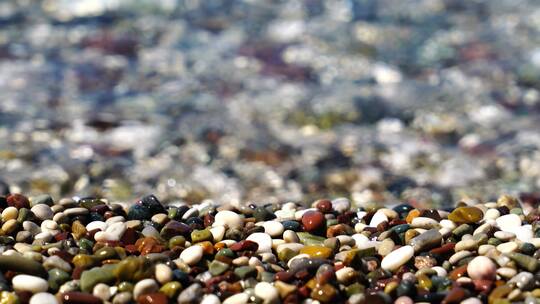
[179,245,203,265]
[133,278,158,298]
[12,274,49,293]
[381,245,414,272]
[0,255,47,277]
[299,245,333,259]
[409,228,442,253]
[448,206,483,224]
[496,214,522,232]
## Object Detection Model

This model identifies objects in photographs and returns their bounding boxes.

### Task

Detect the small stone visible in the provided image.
[331,198,350,214]
[497,242,518,253]
[467,256,496,281]
[177,283,202,304]
[255,282,279,304]
[61,292,102,304]
[509,272,534,290]
[179,245,203,265]
[507,252,539,272]
[92,283,111,301]
[496,214,522,232]
[263,221,284,237]
[191,229,213,243]
[369,210,388,227]
[223,293,249,304]
[214,211,243,229]
[155,264,173,284]
[133,279,158,298]
[301,211,325,232]
[299,245,333,259]
[31,204,54,221]
[381,245,414,271]
[12,274,48,293]
[448,207,483,224]
[209,260,229,276]
[30,292,58,304]
[409,228,442,252]
[7,194,30,209]
[246,232,272,253]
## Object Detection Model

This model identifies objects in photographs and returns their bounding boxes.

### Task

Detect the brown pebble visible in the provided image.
[315,200,333,213]
[301,211,326,232]
[61,292,103,304]
[6,194,30,209]
[442,287,467,304]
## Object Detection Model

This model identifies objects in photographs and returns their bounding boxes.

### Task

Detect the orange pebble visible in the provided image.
[405,209,421,224]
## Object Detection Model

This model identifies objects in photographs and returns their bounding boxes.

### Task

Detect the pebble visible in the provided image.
[133,279,159,298]
[448,206,483,224]
[154,264,173,284]
[255,282,279,304]
[381,245,414,271]
[301,211,325,232]
[223,293,249,304]
[246,232,273,253]
[31,204,54,220]
[467,256,496,280]
[214,211,243,229]
[30,292,59,304]
[179,245,203,265]
[496,214,522,232]
[263,221,284,237]
[12,274,48,293]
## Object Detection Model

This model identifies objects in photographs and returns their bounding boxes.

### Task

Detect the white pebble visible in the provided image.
[209,226,225,242]
[86,221,107,231]
[467,256,496,281]
[381,245,414,272]
[496,242,518,253]
[496,214,521,232]
[461,298,482,304]
[254,282,279,304]
[201,294,221,304]
[246,232,272,253]
[180,245,203,265]
[31,204,54,221]
[263,221,284,237]
[214,211,243,229]
[133,278,158,298]
[369,210,388,227]
[12,274,48,293]
[93,283,111,301]
[223,293,249,304]
[30,292,58,304]
[155,264,173,284]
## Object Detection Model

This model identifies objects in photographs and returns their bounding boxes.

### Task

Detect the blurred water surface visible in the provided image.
[1,0,540,207]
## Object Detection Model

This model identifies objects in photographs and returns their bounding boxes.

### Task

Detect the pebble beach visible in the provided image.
[0,193,538,303]
[1,0,540,303]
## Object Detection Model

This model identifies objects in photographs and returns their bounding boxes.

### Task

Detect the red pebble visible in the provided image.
[137,293,168,304]
[301,210,325,232]
[6,194,30,209]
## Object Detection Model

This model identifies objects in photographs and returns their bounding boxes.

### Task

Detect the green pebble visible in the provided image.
[78,238,94,252]
[507,252,540,272]
[520,243,536,255]
[30,194,53,207]
[261,271,274,282]
[191,229,213,243]
[225,228,244,241]
[253,207,273,222]
[0,255,47,277]
[510,208,523,215]
[209,260,229,276]
[167,208,179,220]
[488,237,503,246]
[80,264,117,292]
[346,283,365,296]
[391,224,410,234]
[94,247,118,261]
[118,281,134,292]
[169,236,186,248]
[216,248,235,259]
[234,266,257,279]
[278,248,297,262]
[16,208,29,223]
[113,256,153,282]
[452,224,472,238]
[297,232,326,246]
[48,268,70,292]
[160,281,182,298]
[472,233,488,245]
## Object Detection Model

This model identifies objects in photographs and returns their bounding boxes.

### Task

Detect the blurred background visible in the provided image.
[0,0,540,208]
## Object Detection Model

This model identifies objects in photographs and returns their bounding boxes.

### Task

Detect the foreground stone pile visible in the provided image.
[0,193,538,304]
